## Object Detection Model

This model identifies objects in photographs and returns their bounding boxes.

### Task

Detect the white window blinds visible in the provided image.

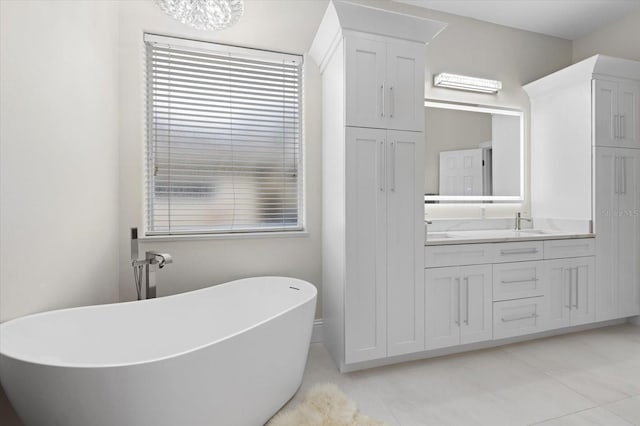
[145,34,303,235]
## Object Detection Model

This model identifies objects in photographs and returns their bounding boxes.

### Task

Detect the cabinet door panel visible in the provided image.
[545,259,571,330]
[618,81,639,148]
[493,261,545,301]
[571,257,596,326]
[593,79,618,147]
[595,147,619,321]
[387,130,425,356]
[425,268,460,350]
[385,40,424,131]
[345,36,386,129]
[345,128,387,363]
[617,149,640,316]
[460,265,493,345]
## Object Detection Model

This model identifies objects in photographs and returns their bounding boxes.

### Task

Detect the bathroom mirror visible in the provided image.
[424,100,524,203]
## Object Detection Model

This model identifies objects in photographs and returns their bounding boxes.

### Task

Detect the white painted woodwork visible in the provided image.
[387,130,425,357]
[543,239,595,259]
[546,257,596,330]
[425,264,492,350]
[345,127,387,363]
[493,297,546,339]
[595,147,640,321]
[424,243,494,268]
[345,35,425,131]
[493,241,544,263]
[493,261,545,301]
[439,148,484,196]
[594,78,639,149]
[345,36,386,129]
[385,39,425,131]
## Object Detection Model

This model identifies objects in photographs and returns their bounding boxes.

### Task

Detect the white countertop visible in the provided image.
[425,228,595,246]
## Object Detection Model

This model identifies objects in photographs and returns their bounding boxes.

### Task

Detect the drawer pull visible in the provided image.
[501,278,539,284]
[500,248,538,255]
[501,313,539,323]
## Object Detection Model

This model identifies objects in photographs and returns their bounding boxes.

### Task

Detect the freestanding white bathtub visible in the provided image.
[0,276,316,426]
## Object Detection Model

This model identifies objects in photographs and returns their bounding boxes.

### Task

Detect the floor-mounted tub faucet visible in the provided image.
[131,228,173,300]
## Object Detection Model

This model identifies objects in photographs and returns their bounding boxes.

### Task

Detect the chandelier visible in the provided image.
[155,0,244,31]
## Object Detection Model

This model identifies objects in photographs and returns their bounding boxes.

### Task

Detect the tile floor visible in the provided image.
[1,323,638,425]
[281,323,640,426]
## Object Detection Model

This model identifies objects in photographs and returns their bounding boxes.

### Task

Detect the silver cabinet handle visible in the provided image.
[614,114,620,139]
[501,278,539,284]
[389,85,394,118]
[381,82,385,117]
[500,248,538,255]
[502,313,539,323]
[389,141,396,191]
[565,267,572,309]
[621,114,625,139]
[574,267,579,309]
[621,157,627,195]
[455,277,461,326]
[379,140,385,192]
[615,157,620,194]
[464,277,469,325]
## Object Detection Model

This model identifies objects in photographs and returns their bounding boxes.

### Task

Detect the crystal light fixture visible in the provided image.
[434,73,502,94]
[155,0,244,31]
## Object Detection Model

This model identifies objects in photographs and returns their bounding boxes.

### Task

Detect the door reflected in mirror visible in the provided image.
[424,101,523,203]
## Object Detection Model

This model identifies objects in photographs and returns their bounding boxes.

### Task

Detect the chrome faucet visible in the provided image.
[130,228,172,300]
[515,212,532,230]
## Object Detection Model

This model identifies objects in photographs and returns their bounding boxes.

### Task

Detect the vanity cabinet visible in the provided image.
[545,257,596,329]
[594,78,639,149]
[425,264,492,350]
[595,147,640,320]
[345,127,424,362]
[345,35,425,132]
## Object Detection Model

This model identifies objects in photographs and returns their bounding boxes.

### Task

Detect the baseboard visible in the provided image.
[629,316,640,326]
[311,319,323,343]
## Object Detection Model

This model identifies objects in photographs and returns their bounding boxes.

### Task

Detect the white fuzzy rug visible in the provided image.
[267,383,384,426]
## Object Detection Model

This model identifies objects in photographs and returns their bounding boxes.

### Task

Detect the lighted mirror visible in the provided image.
[424,100,524,203]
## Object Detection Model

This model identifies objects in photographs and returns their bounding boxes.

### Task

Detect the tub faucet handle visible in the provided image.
[147,251,173,269]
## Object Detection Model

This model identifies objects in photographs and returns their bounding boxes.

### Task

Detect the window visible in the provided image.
[145,34,303,235]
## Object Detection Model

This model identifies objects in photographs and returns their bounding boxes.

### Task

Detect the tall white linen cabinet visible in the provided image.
[309,1,447,371]
[524,55,640,324]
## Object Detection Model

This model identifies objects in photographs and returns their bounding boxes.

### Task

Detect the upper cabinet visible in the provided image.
[345,35,425,131]
[594,78,640,148]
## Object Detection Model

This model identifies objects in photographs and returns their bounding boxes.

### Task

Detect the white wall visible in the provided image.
[492,114,521,196]
[0,0,120,322]
[117,1,327,317]
[572,11,640,62]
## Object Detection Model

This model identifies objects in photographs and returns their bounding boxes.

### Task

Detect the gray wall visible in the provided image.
[572,10,640,62]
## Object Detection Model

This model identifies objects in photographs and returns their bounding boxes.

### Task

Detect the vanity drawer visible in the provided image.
[492,241,543,263]
[493,297,546,339]
[544,238,595,259]
[424,243,493,268]
[493,261,545,301]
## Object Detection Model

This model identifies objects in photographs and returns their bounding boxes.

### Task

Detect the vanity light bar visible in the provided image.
[434,73,502,93]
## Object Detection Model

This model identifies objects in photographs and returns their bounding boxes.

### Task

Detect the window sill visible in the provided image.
[138,230,309,243]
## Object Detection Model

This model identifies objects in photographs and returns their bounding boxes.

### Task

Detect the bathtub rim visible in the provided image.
[0,276,317,370]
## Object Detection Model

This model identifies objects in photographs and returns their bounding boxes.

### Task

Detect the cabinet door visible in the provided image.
[460,265,493,345]
[617,149,640,317]
[387,130,425,356]
[593,79,618,147]
[545,259,571,330]
[425,267,461,350]
[595,147,619,321]
[345,127,387,363]
[345,36,386,129]
[570,257,596,326]
[385,40,425,131]
[618,81,639,149]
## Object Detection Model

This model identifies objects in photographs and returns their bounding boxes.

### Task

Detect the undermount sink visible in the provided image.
[426,228,553,241]
[517,229,550,235]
